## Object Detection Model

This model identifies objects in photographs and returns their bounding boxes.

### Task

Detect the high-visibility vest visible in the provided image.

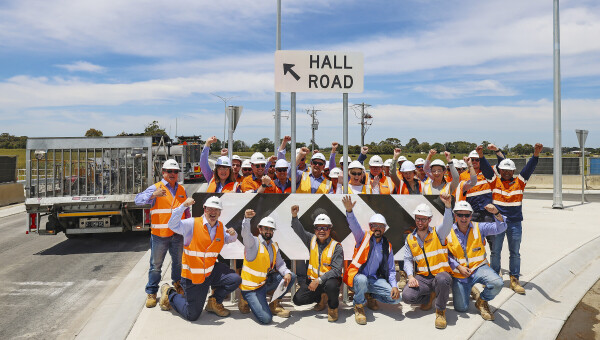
[240,241,279,291]
[460,171,492,199]
[422,179,451,195]
[343,231,393,287]
[395,179,422,194]
[454,180,468,201]
[369,175,393,194]
[490,175,526,208]
[241,175,276,193]
[150,182,187,237]
[207,177,239,193]
[181,217,225,284]
[347,183,368,194]
[446,222,488,279]
[307,236,338,280]
[236,175,244,184]
[297,172,331,194]
[406,228,451,276]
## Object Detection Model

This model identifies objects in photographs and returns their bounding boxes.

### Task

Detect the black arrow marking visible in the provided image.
[283,63,301,81]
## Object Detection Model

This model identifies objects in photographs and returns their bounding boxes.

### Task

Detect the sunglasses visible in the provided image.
[315,226,331,231]
[350,172,362,176]
[242,168,252,172]
[431,169,444,174]
[312,161,325,166]
[164,169,180,174]
[369,224,386,229]
[416,165,423,169]
[254,164,266,168]
[324,169,330,173]
[276,168,287,173]
[456,213,472,218]
[470,158,480,162]
[415,217,430,223]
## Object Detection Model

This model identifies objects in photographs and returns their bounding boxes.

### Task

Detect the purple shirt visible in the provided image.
[346,211,397,287]
[134,179,190,218]
[200,146,214,182]
[167,204,238,246]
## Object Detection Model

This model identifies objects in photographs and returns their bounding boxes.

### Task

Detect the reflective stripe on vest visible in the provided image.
[454,180,468,201]
[181,217,225,284]
[207,177,239,193]
[406,228,451,276]
[395,180,422,195]
[150,182,187,237]
[343,231,393,287]
[240,242,278,291]
[491,176,526,207]
[369,175,392,195]
[464,172,492,198]
[423,180,451,195]
[446,222,488,279]
[307,236,338,280]
[297,172,331,194]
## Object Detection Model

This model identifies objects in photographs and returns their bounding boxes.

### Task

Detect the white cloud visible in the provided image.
[56,61,105,73]
[413,80,517,99]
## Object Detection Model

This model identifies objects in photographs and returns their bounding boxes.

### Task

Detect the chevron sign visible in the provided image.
[191,193,445,261]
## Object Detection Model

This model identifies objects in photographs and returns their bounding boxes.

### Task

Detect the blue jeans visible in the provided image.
[145,233,183,294]
[169,261,242,321]
[491,221,522,278]
[241,272,297,324]
[452,265,503,312]
[353,274,400,306]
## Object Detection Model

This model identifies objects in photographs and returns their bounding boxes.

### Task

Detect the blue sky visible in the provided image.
[1,0,599,148]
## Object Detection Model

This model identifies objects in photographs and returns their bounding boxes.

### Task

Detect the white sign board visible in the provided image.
[275,50,364,93]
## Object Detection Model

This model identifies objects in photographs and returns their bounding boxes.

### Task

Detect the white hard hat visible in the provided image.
[250,152,267,164]
[451,158,461,168]
[329,167,342,178]
[314,214,332,226]
[459,160,468,169]
[415,158,425,166]
[258,216,276,229]
[162,159,180,170]
[413,203,433,217]
[232,155,242,162]
[383,159,393,167]
[275,159,288,169]
[339,155,352,163]
[498,159,516,171]
[453,201,474,213]
[369,155,384,167]
[430,159,446,169]
[204,196,223,210]
[369,214,387,226]
[400,161,416,172]
[241,160,252,169]
[398,156,407,162]
[324,161,330,169]
[468,150,479,159]
[296,148,302,156]
[311,153,326,161]
[348,161,365,170]
[215,156,232,167]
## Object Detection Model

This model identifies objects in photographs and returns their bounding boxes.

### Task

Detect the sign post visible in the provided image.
[576,129,589,204]
[227,106,242,162]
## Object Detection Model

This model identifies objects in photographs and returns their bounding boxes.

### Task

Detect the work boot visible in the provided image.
[420,291,436,311]
[366,293,379,310]
[238,295,250,314]
[471,286,481,301]
[354,303,367,325]
[327,307,338,322]
[159,284,174,311]
[475,297,494,321]
[269,299,290,318]
[397,271,408,290]
[510,276,526,295]
[145,293,157,308]
[173,280,184,296]
[435,309,447,329]
[205,296,230,317]
[313,292,328,311]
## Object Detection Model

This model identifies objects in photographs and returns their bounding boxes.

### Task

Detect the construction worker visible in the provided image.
[367,155,394,194]
[293,147,332,193]
[237,210,296,324]
[336,161,374,194]
[454,157,478,202]
[383,159,393,177]
[290,206,343,322]
[231,155,244,183]
[447,201,506,321]
[415,158,428,183]
[241,152,277,193]
[329,168,342,194]
[391,149,422,194]
[159,196,241,321]
[135,159,188,309]
[422,150,459,195]
[459,145,495,222]
[396,155,408,179]
[273,159,293,193]
[402,193,454,329]
[266,155,277,180]
[342,196,400,325]
[200,153,240,193]
[488,143,543,295]
[339,155,352,171]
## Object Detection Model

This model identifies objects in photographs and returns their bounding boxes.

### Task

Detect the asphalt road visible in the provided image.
[524,192,600,203]
[0,212,149,339]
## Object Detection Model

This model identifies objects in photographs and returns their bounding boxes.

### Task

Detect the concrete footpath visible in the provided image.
[79,198,600,340]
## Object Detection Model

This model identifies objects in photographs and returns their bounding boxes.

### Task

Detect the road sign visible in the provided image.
[275,50,364,93]
[576,129,588,148]
[228,106,243,132]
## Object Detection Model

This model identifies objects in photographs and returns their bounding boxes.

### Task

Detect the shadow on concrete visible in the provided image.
[524,281,560,303]
[491,307,522,330]
[35,233,149,255]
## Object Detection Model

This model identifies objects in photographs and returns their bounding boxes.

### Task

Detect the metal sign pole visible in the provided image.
[274,0,282,156]
[576,129,589,204]
[343,93,348,194]
[552,0,563,209]
[291,92,297,192]
[228,107,234,162]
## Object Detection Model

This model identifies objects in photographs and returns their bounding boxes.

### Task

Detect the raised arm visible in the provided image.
[201,136,218,182]
[342,195,364,244]
[520,143,542,182]
[357,146,368,164]
[424,149,437,178]
[390,148,402,189]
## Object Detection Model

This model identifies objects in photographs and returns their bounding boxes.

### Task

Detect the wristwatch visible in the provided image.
[261,183,268,188]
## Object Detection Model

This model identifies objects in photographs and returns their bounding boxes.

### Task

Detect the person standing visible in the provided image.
[241,152,277,193]
[135,159,188,308]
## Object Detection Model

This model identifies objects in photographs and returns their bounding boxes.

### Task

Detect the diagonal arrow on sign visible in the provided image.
[283,63,301,81]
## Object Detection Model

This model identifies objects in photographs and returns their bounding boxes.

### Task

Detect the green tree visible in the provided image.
[431,142,444,151]
[417,142,431,153]
[85,128,103,137]
[405,138,419,153]
[522,143,534,155]
[144,120,168,136]
[233,140,249,152]
[251,138,274,152]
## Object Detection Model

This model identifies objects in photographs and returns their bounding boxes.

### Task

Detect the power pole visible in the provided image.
[306,107,321,152]
[352,103,372,146]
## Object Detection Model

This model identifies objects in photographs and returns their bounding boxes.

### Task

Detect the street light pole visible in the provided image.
[211,94,237,147]
[275,0,282,156]
[552,0,563,209]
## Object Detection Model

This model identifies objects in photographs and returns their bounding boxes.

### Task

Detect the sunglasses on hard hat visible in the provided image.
[312,161,325,166]
[315,226,331,231]
[456,213,472,218]
[276,168,287,173]
[164,169,180,174]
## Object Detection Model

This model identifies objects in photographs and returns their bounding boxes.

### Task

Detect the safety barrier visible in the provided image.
[590,158,600,175]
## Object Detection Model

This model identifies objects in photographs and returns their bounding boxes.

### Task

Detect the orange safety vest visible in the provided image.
[181,217,225,284]
[150,182,187,237]
[369,175,393,194]
[446,222,488,279]
[307,236,339,280]
[240,241,278,291]
[395,179,422,195]
[207,177,239,193]
[490,175,526,208]
[241,175,276,193]
[406,228,451,276]
[275,183,292,193]
[343,231,393,287]
[460,171,492,199]
[454,180,469,201]
[296,172,331,194]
